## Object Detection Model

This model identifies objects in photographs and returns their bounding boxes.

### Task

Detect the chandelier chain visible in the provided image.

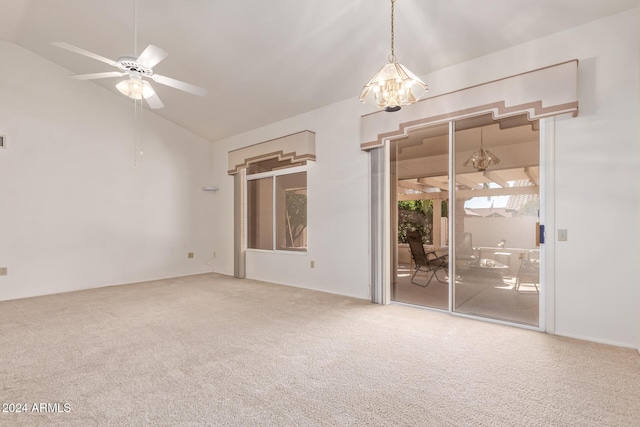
[390,0,396,62]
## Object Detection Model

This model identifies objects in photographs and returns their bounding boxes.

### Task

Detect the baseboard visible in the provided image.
[101,270,215,289]
[244,275,369,301]
[554,330,637,350]
[0,270,216,303]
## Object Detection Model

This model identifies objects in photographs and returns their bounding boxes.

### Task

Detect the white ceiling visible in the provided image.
[1,0,638,142]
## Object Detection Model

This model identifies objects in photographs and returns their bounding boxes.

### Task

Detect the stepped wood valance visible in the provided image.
[361,60,579,150]
[228,130,316,175]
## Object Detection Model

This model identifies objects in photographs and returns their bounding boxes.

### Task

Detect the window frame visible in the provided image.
[245,164,308,254]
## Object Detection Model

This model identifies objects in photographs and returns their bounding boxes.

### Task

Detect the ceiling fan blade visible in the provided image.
[151,74,207,97]
[52,42,119,67]
[136,44,168,69]
[70,71,126,80]
[144,92,164,109]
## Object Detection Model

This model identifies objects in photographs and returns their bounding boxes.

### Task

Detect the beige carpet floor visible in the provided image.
[1,273,639,426]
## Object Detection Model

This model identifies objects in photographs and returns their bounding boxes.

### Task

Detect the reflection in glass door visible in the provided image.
[453,115,540,326]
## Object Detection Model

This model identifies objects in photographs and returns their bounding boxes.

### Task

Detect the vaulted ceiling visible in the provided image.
[1,0,638,142]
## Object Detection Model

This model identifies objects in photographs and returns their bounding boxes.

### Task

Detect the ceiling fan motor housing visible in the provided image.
[117,57,153,76]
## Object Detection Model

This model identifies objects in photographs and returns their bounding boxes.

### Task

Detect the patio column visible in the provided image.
[433,199,441,248]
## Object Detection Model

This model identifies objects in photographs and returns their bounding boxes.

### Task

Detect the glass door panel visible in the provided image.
[453,115,540,326]
[391,123,450,309]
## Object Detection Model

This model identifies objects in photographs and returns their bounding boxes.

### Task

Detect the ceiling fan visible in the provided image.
[52,41,207,109]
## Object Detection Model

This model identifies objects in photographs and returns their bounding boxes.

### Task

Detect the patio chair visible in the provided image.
[515,250,539,292]
[406,230,449,287]
[455,232,477,261]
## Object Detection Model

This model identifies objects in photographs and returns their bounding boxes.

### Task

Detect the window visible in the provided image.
[247,177,273,250]
[247,165,307,252]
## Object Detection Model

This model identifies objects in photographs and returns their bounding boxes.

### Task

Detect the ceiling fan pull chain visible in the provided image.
[133,98,145,166]
[134,99,139,166]
[139,97,144,156]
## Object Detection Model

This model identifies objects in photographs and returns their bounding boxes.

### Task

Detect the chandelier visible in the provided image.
[359,0,428,112]
[464,127,500,171]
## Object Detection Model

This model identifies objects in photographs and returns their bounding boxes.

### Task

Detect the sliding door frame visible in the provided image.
[448,121,456,313]
[380,116,553,333]
[540,116,556,334]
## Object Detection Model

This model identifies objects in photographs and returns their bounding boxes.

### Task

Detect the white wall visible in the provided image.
[0,42,214,301]
[212,9,639,348]
[545,12,638,349]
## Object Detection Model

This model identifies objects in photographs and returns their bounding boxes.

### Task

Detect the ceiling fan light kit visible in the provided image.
[116,77,155,99]
[360,0,428,112]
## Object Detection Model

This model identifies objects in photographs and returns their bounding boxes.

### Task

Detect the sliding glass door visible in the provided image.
[392,114,541,327]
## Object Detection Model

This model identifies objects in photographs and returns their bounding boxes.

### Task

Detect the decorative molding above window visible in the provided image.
[360,60,579,150]
[228,130,316,175]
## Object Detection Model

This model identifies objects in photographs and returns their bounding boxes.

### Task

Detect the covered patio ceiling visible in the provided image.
[394,113,540,201]
[397,166,540,201]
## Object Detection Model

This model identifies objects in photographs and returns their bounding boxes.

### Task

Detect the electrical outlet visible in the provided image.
[188,252,194,259]
[0,267,7,276]
[310,260,315,268]
[558,229,568,241]
[213,251,216,258]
